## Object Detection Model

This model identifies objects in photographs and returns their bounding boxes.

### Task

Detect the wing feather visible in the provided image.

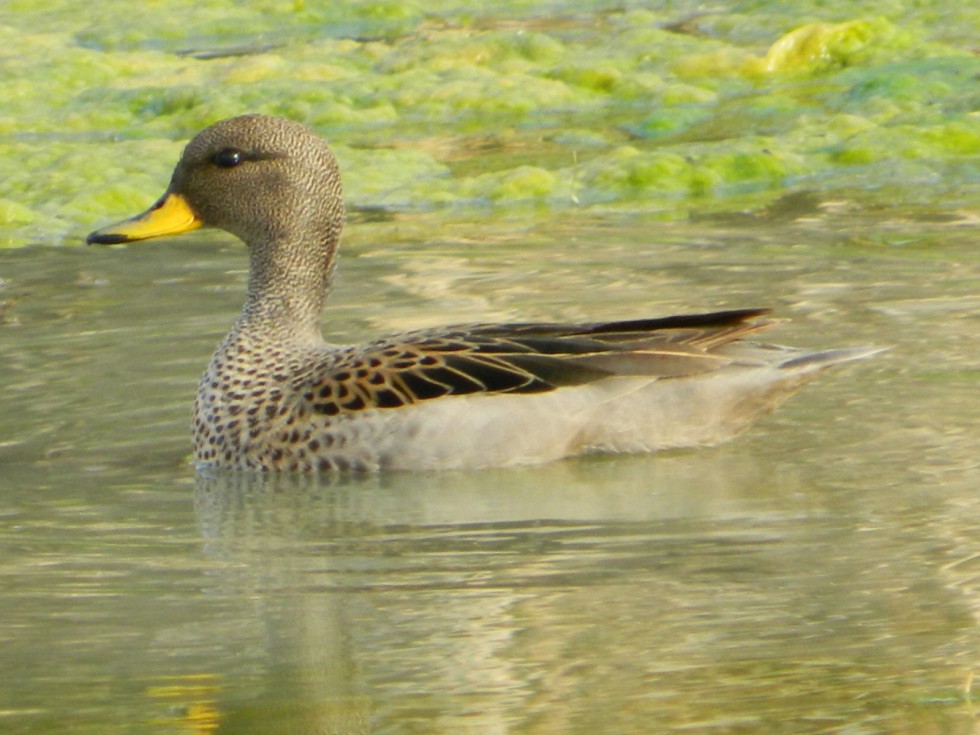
[305,308,775,416]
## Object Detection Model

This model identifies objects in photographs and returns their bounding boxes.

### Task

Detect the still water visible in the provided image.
[1,209,978,733]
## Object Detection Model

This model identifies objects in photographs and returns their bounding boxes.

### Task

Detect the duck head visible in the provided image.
[87,114,344,250]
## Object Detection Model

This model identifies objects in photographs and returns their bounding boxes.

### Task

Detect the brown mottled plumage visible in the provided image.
[88,115,882,472]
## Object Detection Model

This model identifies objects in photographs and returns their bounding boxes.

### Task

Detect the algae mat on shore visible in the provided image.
[0,0,977,246]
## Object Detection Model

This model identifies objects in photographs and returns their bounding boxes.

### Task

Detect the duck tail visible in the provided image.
[777,346,890,372]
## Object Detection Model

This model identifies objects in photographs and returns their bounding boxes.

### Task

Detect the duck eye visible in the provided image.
[212,148,244,168]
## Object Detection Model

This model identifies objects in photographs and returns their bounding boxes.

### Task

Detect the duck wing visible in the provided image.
[302,308,774,417]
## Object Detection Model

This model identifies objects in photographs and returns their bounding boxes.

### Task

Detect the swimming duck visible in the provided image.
[88,114,880,472]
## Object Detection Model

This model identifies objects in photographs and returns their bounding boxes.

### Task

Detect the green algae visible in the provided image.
[0,1,976,246]
[744,19,904,75]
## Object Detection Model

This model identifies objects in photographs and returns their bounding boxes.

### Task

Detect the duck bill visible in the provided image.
[87,192,202,245]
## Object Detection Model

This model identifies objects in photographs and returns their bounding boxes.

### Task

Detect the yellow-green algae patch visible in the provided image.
[0,0,976,246]
[749,20,891,74]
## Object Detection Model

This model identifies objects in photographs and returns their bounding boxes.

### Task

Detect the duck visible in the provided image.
[88,114,882,472]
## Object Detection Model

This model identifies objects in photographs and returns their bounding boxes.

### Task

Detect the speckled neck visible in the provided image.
[235,221,341,346]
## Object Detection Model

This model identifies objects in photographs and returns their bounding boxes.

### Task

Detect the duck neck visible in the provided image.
[235,229,339,346]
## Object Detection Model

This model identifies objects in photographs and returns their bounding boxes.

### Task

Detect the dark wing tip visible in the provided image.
[581,308,771,335]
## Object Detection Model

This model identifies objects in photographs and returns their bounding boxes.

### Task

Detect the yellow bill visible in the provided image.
[87,192,202,245]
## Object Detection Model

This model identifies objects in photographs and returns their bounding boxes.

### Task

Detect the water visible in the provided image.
[1,210,978,733]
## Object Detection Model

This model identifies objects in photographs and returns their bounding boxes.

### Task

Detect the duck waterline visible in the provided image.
[87,114,882,472]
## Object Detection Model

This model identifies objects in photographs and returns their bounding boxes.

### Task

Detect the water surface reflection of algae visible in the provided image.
[147,674,222,735]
